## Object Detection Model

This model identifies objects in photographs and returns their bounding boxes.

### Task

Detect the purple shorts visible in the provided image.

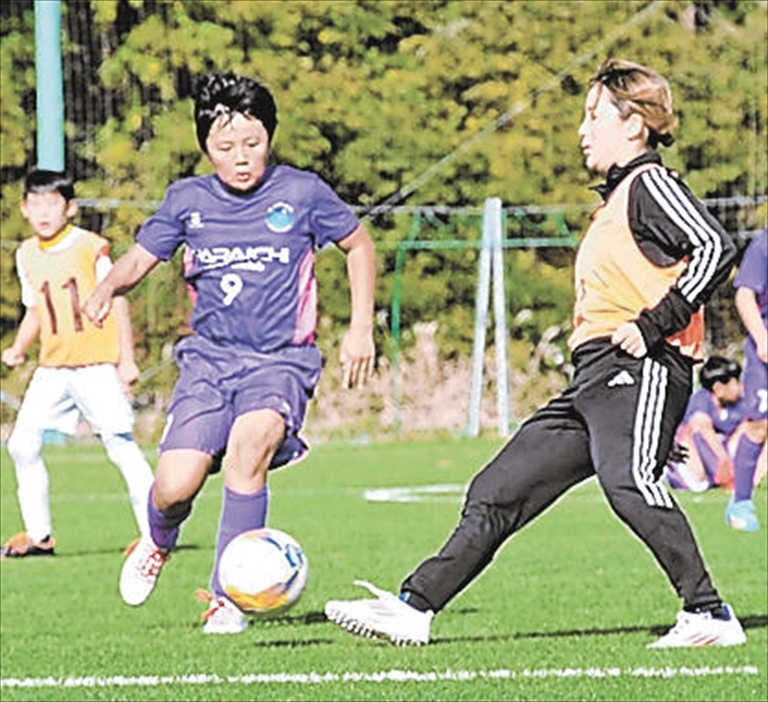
[743,337,768,421]
[159,334,322,470]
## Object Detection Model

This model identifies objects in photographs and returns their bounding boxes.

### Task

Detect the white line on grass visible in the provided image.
[363,477,604,504]
[364,484,467,503]
[1,666,760,689]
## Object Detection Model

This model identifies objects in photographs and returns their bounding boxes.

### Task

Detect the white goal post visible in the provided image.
[467,198,511,438]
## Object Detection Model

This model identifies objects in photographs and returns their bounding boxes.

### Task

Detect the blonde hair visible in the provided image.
[591,58,676,148]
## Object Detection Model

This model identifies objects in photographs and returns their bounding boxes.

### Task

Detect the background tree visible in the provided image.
[1,0,765,423]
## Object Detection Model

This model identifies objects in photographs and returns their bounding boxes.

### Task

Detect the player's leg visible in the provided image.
[726,348,767,531]
[203,351,317,633]
[664,424,714,492]
[692,429,733,488]
[726,420,766,531]
[584,352,744,647]
[400,400,593,613]
[147,337,233,552]
[209,408,285,599]
[326,393,594,645]
[100,433,154,537]
[119,447,212,607]
[151,448,213,548]
[755,441,768,487]
[200,408,285,634]
[5,423,50,551]
[4,423,52,556]
[73,364,155,539]
[3,368,79,557]
[120,339,230,606]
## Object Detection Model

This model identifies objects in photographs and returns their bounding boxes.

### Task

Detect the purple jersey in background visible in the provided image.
[137,166,360,353]
[733,230,768,421]
[734,229,768,330]
[682,387,749,438]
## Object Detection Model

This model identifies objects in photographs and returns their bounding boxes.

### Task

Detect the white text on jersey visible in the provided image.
[195,245,291,272]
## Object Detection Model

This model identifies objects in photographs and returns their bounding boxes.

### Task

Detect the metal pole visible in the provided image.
[390,213,422,431]
[489,199,510,437]
[467,200,493,437]
[34,0,65,171]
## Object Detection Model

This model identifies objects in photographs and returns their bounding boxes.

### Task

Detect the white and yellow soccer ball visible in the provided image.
[219,528,308,616]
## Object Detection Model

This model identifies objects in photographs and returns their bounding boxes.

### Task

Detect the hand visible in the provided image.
[611,322,647,358]
[82,283,114,328]
[339,327,375,389]
[117,359,140,396]
[1,347,25,368]
[667,442,689,465]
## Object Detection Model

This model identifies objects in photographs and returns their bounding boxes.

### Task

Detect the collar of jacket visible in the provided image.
[591,151,663,201]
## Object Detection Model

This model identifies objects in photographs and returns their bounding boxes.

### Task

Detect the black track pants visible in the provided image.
[401,339,721,613]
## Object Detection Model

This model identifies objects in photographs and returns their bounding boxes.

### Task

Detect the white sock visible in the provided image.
[676,461,710,493]
[7,426,52,542]
[101,433,154,537]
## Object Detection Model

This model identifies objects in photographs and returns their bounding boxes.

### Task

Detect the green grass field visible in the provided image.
[1,439,766,701]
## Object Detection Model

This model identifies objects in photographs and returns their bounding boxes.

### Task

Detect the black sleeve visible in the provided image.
[628,168,737,350]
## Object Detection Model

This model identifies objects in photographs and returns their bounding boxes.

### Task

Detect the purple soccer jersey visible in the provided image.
[142,166,359,467]
[734,230,768,421]
[682,387,749,438]
[734,230,768,330]
[137,166,360,353]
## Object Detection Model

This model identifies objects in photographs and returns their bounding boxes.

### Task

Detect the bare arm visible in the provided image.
[1,308,40,368]
[336,225,376,388]
[112,296,140,389]
[735,287,768,363]
[83,243,160,327]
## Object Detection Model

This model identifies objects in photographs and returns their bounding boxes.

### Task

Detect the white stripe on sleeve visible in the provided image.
[641,168,721,303]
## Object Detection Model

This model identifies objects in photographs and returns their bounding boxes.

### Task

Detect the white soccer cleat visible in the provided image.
[324,580,433,646]
[119,537,169,607]
[648,604,746,648]
[200,594,247,635]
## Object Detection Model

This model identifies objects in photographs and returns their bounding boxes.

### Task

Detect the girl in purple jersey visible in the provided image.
[726,229,768,531]
[84,72,376,633]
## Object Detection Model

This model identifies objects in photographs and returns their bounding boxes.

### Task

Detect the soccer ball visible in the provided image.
[218,528,308,616]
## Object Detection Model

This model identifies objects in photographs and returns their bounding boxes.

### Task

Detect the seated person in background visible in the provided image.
[665,356,763,492]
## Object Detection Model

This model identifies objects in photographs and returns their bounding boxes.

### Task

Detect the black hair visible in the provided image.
[700,355,741,391]
[23,169,75,201]
[192,72,278,153]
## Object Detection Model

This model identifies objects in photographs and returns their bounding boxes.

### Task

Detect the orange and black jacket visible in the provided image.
[569,151,737,359]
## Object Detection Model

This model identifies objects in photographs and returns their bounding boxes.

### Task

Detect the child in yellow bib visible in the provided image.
[1,170,154,558]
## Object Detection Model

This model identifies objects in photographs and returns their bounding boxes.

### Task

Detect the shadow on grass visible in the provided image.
[433,613,768,643]
[247,609,768,647]
[250,637,336,648]
[43,543,202,558]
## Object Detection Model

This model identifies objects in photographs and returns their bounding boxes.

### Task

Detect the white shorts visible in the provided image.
[13,365,135,436]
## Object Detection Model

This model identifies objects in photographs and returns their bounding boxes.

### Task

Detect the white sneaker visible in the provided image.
[324,580,433,646]
[119,537,169,607]
[201,594,247,635]
[648,604,747,648]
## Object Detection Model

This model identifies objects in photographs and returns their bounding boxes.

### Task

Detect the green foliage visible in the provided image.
[0,8,34,173]
[0,4,35,338]
[1,0,766,386]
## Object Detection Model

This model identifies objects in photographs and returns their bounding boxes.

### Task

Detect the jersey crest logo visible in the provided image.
[266,202,295,233]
